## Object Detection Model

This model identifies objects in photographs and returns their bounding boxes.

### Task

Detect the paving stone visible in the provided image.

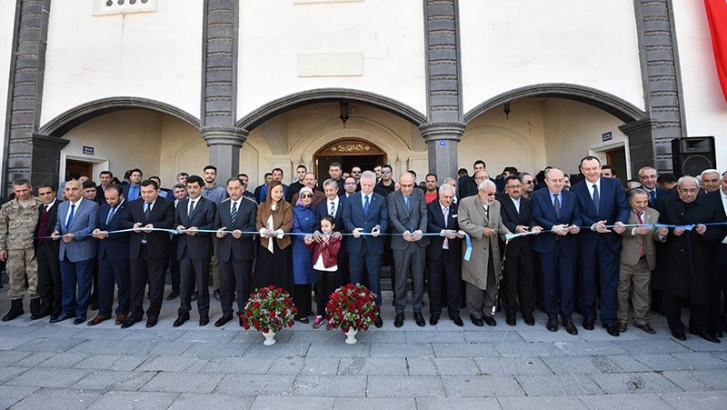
[74,369,156,391]
[12,351,55,367]
[516,327,589,343]
[137,356,209,372]
[4,368,89,388]
[672,336,727,352]
[405,357,439,376]
[0,335,35,350]
[431,357,480,375]
[121,329,185,342]
[175,329,240,343]
[35,351,88,368]
[355,329,407,343]
[244,341,311,358]
[282,357,341,376]
[662,370,727,390]
[658,390,727,410]
[141,372,225,393]
[70,339,155,355]
[215,374,296,396]
[405,331,465,343]
[73,354,150,371]
[74,328,129,340]
[202,357,275,374]
[475,357,554,375]
[578,392,675,409]
[442,375,525,397]
[661,370,711,391]
[292,375,367,397]
[339,357,408,375]
[431,342,498,358]
[542,356,621,374]
[462,330,525,343]
[367,375,446,398]
[149,340,196,356]
[88,390,179,410]
[180,341,251,358]
[0,386,38,409]
[670,352,727,370]
[10,387,104,410]
[417,397,501,410]
[335,397,416,410]
[516,374,604,396]
[306,341,369,357]
[169,393,255,410]
[494,342,566,357]
[0,350,32,366]
[632,353,696,371]
[498,395,588,410]
[615,339,691,355]
[608,355,652,372]
[588,372,681,394]
[15,337,85,352]
[554,341,630,356]
[250,396,334,410]
[369,342,434,357]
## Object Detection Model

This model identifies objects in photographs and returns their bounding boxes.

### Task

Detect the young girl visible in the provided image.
[305,216,341,329]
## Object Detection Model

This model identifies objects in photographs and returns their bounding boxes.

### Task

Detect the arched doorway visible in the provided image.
[314,138,387,182]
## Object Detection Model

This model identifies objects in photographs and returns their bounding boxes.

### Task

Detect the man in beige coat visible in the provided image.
[458,180,510,326]
[614,188,667,334]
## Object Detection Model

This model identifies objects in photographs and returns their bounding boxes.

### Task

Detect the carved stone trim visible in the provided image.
[318,138,385,156]
[423,0,462,123]
[201,0,238,128]
[418,122,466,142]
[201,126,248,148]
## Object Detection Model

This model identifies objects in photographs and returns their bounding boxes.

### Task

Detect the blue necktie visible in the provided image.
[230,201,238,225]
[592,184,600,214]
[106,206,115,225]
[404,195,410,212]
[363,195,370,215]
[66,204,75,229]
[649,190,656,206]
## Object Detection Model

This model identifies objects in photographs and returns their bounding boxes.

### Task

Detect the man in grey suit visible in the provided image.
[614,188,667,334]
[50,179,99,324]
[389,172,429,327]
[458,180,510,327]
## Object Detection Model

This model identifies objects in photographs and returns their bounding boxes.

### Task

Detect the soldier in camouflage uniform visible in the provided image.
[0,178,43,321]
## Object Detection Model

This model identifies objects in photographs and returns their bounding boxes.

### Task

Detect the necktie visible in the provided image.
[106,206,115,225]
[66,204,75,229]
[329,201,335,216]
[637,211,645,257]
[649,190,656,206]
[144,202,152,219]
[592,184,600,214]
[442,207,449,249]
[363,195,370,215]
[554,194,561,219]
[404,195,410,212]
[231,201,238,225]
[189,200,196,217]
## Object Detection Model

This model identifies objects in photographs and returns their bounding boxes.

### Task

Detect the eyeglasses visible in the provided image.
[344,182,357,185]
[381,170,391,174]
[352,171,361,174]
[300,194,313,198]
[524,181,534,185]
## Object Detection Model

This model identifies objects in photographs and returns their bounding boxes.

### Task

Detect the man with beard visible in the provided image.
[123,168,143,201]
[34,184,61,320]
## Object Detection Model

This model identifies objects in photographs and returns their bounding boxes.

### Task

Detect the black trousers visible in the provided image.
[294,284,312,319]
[663,292,708,333]
[36,241,62,315]
[315,268,338,316]
[178,256,211,316]
[502,252,535,316]
[129,246,167,319]
[427,249,461,317]
[219,258,253,315]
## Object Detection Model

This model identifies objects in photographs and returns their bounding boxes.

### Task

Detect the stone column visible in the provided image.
[202,127,248,179]
[619,118,658,174]
[423,0,465,179]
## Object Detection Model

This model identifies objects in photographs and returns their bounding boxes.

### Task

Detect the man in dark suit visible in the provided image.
[34,184,61,320]
[51,179,99,325]
[95,171,114,205]
[89,185,130,326]
[166,184,188,301]
[499,175,542,326]
[638,166,673,208]
[315,178,348,285]
[531,168,582,335]
[706,171,727,336]
[215,177,257,327]
[388,172,429,327]
[122,168,143,202]
[119,179,175,328]
[572,156,629,337]
[343,170,387,328]
[172,175,216,327]
[459,160,487,199]
[426,183,464,326]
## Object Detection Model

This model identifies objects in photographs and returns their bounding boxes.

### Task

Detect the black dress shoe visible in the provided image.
[166,291,179,301]
[49,311,75,323]
[173,313,190,327]
[563,319,578,335]
[671,330,687,341]
[429,314,439,326]
[697,332,721,344]
[606,323,620,337]
[49,314,59,322]
[199,315,210,326]
[239,315,244,327]
[214,314,232,327]
[146,317,158,328]
[523,313,535,326]
[483,316,497,326]
[374,316,383,328]
[470,314,484,327]
[505,313,516,326]
[546,318,558,332]
[121,316,142,329]
[450,314,464,327]
[414,312,425,327]
[582,318,595,331]
[394,313,404,328]
[73,317,86,325]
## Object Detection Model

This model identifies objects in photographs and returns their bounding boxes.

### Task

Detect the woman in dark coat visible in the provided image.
[291,187,317,323]
[253,181,293,293]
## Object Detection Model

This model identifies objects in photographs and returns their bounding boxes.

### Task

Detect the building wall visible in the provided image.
[459,0,644,113]
[40,0,203,127]
[237,0,426,118]
[0,1,16,166]
[672,1,727,171]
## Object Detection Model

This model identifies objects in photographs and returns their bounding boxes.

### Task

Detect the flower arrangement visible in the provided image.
[326,283,379,332]
[240,285,297,334]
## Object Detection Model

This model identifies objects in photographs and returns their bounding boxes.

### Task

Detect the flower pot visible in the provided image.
[344,328,358,344]
[262,330,276,345]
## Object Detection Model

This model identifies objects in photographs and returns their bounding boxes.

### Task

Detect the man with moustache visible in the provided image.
[701,169,721,194]
[173,175,217,327]
[638,167,673,208]
[119,179,174,328]
[89,185,131,325]
[531,168,582,334]
[499,175,542,326]
[290,173,326,206]
[236,173,257,202]
[34,184,62,320]
[215,178,258,327]
[166,184,188,301]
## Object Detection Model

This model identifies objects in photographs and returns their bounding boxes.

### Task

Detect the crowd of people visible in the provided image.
[0,158,726,344]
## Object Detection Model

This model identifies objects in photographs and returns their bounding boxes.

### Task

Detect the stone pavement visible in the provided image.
[0,287,726,409]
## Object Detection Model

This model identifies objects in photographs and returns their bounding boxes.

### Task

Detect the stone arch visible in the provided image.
[463,83,646,124]
[460,125,536,174]
[39,97,201,137]
[236,88,428,131]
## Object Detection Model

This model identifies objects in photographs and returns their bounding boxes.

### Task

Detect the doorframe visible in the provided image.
[589,140,631,179]
[59,153,109,186]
